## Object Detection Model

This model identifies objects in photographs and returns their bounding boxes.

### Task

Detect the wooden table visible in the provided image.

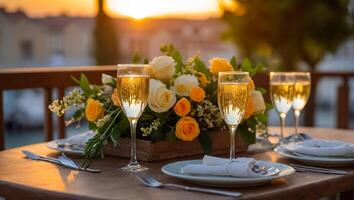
[0,127,353,200]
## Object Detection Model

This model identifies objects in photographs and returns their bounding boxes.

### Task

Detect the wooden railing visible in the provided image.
[0,66,353,150]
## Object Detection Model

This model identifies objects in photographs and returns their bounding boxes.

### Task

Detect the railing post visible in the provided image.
[337,77,349,129]
[58,88,66,139]
[44,88,53,141]
[0,89,4,150]
[304,76,318,127]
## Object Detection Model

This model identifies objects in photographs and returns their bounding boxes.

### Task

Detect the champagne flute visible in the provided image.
[117,64,150,172]
[269,72,295,145]
[217,72,250,160]
[292,72,311,136]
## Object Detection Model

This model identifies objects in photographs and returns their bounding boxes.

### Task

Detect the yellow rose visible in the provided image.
[198,73,209,88]
[111,89,120,107]
[249,77,255,93]
[189,86,206,102]
[175,117,200,141]
[209,58,233,75]
[243,91,266,119]
[85,98,104,122]
[174,98,191,117]
[243,96,254,119]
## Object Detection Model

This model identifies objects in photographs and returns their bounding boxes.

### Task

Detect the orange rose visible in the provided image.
[209,58,233,75]
[198,73,209,88]
[249,77,255,93]
[174,98,191,117]
[85,98,104,122]
[189,86,206,102]
[175,117,200,141]
[111,89,120,107]
[243,96,254,119]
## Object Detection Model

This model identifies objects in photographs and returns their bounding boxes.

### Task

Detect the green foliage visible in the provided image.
[132,52,141,64]
[230,56,238,70]
[221,0,353,70]
[198,133,213,154]
[193,57,211,78]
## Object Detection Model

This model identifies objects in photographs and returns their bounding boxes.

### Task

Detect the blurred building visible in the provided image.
[0,8,235,68]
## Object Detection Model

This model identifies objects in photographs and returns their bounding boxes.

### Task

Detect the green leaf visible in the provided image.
[238,123,256,144]
[265,103,273,110]
[73,108,84,120]
[88,122,97,130]
[70,75,80,84]
[230,56,238,70]
[116,115,130,135]
[143,58,149,64]
[132,52,141,64]
[80,73,93,94]
[255,86,267,94]
[198,133,213,154]
[255,113,268,124]
[241,58,256,76]
[194,57,211,78]
[172,51,183,74]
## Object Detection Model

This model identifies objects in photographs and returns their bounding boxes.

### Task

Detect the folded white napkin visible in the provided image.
[66,131,95,148]
[282,139,354,157]
[181,155,266,178]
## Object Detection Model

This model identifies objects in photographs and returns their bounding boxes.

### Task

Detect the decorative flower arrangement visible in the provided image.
[49,44,270,166]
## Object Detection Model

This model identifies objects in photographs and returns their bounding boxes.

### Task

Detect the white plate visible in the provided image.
[274,146,354,167]
[47,139,84,155]
[161,160,295,187]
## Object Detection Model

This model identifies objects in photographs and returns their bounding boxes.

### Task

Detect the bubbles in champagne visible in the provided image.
[217,83,249,126]
[292,81,311,111]
[270,82,295,114]
[117,75,149,119]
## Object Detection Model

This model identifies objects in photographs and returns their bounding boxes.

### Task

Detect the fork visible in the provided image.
[135,173,242,198]
[290,164,347,175]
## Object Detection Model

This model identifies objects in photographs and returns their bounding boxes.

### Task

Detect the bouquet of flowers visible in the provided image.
[49,44,269,166]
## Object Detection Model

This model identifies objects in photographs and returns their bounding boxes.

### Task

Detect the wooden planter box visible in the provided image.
[104,131,248,162]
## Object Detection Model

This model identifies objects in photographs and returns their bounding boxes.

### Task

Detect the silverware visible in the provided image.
[58,153,101,173]
[22,150,60,164]
[56,141,84,151]
[252,165,280,176]
[22,150,101,173]
[290,164,347,175]
[136,173,242,198]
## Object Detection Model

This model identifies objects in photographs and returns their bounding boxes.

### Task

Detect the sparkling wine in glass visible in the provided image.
[117,64,149,172]
[217,72,249,160]
[269,72,295,145]
[292,72,311,135]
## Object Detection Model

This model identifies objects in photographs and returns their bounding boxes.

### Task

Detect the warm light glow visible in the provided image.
[106,0,220,19]
[0,0,221,19]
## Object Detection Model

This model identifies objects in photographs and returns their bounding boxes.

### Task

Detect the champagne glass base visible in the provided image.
[121,163,148,173]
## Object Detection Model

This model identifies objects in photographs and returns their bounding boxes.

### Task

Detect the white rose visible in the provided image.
[149,55,176,81]
[148,79,177,113]
[173,75,199,96]
[101,74,114,85]
[252,91,266,114]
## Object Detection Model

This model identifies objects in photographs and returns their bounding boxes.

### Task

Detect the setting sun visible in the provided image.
[106,0,220,19]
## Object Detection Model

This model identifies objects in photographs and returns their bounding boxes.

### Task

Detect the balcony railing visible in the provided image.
[0,66,353,150]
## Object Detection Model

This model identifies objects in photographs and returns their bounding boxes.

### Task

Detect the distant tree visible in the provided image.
[94,0,119,65]
[221,0,353,70]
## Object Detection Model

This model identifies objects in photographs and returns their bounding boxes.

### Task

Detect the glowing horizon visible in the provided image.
[0,0,222,19]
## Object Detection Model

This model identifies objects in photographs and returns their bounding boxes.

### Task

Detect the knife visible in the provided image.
[22,150,101,173]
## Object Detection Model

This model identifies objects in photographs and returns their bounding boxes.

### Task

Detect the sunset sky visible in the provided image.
[0,0,222,19]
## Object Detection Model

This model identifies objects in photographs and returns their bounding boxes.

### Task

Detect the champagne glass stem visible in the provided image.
[229,125,237,160]
[279,113,286,145]
[294,110,300,135]
[128,118,138,166]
